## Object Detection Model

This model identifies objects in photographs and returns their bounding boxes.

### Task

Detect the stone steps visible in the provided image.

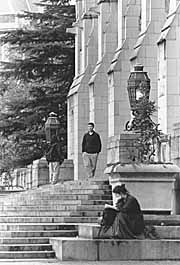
[0,230,77,238]
[0,238,50,244]
[0,204,105,211]
[0,190,111,199]
[0,192,110,205]
[26,181,109,192]
[0,223,76,231]
[4,214,177,225]
[3,177,180,261]
[0,244,53,251]
[0,179,111,260]
[0,251,55,259]
[0,216,99,223]
[0,185,110,199]
[0,212,72,217]
[0,222,78,260]
[4,194,111,203]
[0,258,57,262]
[0,210,102,217]
[0,200,112,207]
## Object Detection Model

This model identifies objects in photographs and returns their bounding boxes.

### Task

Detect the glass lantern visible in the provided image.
[45,112,60,143]
[127,64,150,111]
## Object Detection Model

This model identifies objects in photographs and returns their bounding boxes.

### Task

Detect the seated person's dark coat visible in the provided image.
[112,194,145,238]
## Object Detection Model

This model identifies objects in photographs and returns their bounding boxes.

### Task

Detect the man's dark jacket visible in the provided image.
[82,131,101,154]
[46,142,62,163]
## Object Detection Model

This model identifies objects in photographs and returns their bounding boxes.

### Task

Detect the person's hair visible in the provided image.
[88,122,94,128]
[112,184,128,195]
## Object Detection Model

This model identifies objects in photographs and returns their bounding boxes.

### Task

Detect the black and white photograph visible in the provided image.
[0,1,179,265]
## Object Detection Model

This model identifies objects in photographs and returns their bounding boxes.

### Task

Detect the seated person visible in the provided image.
[99,184,145,239]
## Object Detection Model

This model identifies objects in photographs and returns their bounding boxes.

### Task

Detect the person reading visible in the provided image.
[99,184,145,239]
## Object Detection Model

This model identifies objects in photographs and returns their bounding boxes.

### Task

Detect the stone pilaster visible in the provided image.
[32,158,49,188]
[157,2,180,135]
[130,0,167,109]
[88,0,118,177]
[107,0,141,136]
[67,0,99,179]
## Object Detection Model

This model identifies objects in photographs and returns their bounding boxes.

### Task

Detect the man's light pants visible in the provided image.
[82,152,98,178]
[49,162,60,184]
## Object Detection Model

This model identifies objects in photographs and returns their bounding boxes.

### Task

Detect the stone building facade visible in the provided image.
[68,0,180,179]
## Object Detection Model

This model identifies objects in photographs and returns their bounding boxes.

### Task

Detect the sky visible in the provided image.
[0,0,75,14]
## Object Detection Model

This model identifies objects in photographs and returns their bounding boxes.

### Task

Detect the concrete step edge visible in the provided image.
[0,259,57,261]
[50,237,180,242]
[0,229,77,232]
[0,251,55,253]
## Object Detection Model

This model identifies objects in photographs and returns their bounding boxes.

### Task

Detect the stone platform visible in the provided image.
[0,260,179,265]
[51,237,180,261]
[50,219,180,261]
[105,163,180,214]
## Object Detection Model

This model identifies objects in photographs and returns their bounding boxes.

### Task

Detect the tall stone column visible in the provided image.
[88,0,118,178]
[130,0,167,107]
[157,1,180,135]
[107,0,141,136]
[67,0,99,179]
[74,0,83,76]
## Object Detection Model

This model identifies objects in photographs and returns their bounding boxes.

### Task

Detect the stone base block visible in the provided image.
[105,163,180,214]
[50,237,180,260]
[58,159,74,182]
[32,157,49,188]
[107,133,140,165]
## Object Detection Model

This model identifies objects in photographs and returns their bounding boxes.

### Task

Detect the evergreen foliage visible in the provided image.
[0,0,75,171]
[127,99,161,162]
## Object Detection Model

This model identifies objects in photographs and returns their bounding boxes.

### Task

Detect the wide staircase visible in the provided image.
[1,179,180,261]
[0,179,112,260]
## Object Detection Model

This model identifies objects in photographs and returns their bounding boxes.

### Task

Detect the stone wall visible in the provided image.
[158,2,180,134]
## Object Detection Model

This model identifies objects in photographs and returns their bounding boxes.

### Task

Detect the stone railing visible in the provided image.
[156,134,171,163]
[171,122,180,167]
[9,157,74,190]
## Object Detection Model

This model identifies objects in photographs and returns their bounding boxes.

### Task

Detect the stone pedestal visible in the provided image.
[26,165,33,190]
[105,163,180,214]
[105,132,180,214]
[32,157,49,188]
[12,168,27,189]
[58,159,74,182]
[107,132,140,165]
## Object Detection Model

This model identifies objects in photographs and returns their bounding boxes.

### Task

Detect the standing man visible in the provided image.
[46,135,62,184]
[82,122,102,178]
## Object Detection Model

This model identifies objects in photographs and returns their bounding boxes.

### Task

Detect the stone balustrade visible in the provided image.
[7,157,74,190]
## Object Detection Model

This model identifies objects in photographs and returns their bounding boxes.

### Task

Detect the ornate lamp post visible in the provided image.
[126,64,151,131]
[45,112,60,143]
[127,64,150,112]
[126,64,162,163]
